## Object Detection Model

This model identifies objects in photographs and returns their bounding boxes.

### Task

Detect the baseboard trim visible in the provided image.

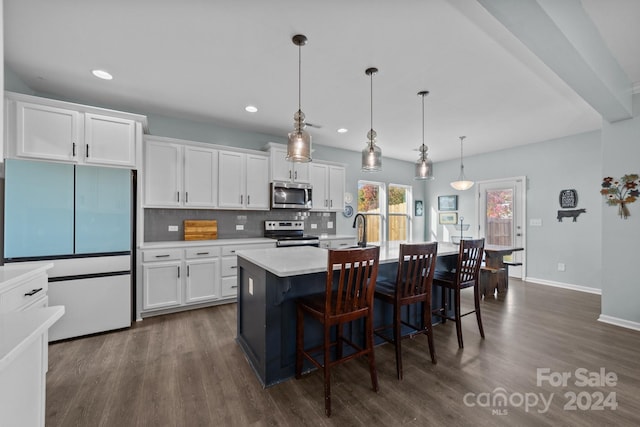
[524,277,602,295]
[597,315,640,332]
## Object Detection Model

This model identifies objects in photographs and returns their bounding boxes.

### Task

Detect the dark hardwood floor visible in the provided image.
[46,280,640,426]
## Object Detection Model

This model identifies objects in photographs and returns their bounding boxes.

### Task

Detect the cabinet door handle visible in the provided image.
[325,199,328,207]
[187,265,190,277]
[72,142,76,157]
[196,252,209,255]
[86,144,90,158]
[247,195,250,205]
[330,200,333,208]
[185,192,189,203]
[231,285,238,289]
[230,250,236,253]
[24,288,43,297]
[289,170,292,180]
[240,194,243,204]
[177,266,181,278]
[155,254,170,258]
[294,170,298,180]
[177,192,180,202]
[230,265,238,269]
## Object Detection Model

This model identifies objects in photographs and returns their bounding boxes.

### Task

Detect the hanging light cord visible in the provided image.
[369,71,374,147]
[459,136,465,172]
[298,43,302,114]
[421,94,426,161]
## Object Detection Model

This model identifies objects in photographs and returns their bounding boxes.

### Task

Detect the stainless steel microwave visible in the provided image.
[271,181,313,209]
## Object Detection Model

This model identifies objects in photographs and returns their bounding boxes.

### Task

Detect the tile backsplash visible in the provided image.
[144,209,337,242]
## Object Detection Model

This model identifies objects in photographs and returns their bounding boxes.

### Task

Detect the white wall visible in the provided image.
[426,130,603,290]
[601,93,640,324]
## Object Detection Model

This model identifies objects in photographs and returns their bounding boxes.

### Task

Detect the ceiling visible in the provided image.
[4,0,640,163]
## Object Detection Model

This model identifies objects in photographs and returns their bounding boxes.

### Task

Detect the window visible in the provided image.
[388,184,412,241]
[357,181,385,243]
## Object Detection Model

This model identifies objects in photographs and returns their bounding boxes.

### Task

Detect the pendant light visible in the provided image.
[450,136,474,190]
[287,34,312,163]
[414,90,434,180]
[361,67,382,172]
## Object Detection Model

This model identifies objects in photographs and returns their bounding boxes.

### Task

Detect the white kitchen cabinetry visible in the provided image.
[6,93,146,168]
[309,162,346,211]
[218,151,269,210]
[221,242,276,297]
[143,138,218,208]
[142,250,183,311]
[184,247,220,304]
[319,237,356,249]
[268,144,309,183]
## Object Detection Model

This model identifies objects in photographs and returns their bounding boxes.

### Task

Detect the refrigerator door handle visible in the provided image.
[86,144,90,158]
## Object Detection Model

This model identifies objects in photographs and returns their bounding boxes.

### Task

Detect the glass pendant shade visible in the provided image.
[287,110,312,162]
[286,34,312,163]
[450,135,474,190]
[362,136,382,172]
[415,149,434,180]
[414,90,433,180]
[361,68,382,171]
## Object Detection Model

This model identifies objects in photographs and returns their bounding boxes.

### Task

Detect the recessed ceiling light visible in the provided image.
[245,105,258,113]
[91,69,113,80]
[337,128,348,134]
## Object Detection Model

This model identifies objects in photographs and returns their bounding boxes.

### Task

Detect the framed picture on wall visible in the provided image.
[415,200,424,216]
[438,195,458,211]
[439,212,458,225]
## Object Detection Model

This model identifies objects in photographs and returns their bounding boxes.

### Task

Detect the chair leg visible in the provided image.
[454,289,464,348]
[474,283,485,339]
[366,313,379,392]
[324,323,332,417]
[394,304,402,379]
[422,301,437,364]
[295,306,304,379]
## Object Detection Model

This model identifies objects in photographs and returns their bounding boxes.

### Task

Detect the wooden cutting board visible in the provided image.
[184,220,218,240]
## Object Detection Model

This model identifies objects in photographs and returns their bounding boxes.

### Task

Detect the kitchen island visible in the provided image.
[235,242,459,387]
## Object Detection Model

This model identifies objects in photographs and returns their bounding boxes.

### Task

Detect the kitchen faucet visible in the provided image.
[352,214,367,248]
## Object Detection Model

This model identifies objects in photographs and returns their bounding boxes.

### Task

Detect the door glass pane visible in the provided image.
[485,189,513,246]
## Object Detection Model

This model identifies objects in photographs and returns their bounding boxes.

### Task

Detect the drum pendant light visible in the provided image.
[361,67,382,172]
[287,34,312,163]
[414,90,434,180]
[450,136,474,190]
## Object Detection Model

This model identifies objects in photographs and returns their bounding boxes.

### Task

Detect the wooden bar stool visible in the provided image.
[433,238,485,348]
[295,246,380,417]
[374,242,438,379]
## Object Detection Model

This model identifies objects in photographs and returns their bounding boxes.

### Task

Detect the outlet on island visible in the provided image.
[236,224,244,231]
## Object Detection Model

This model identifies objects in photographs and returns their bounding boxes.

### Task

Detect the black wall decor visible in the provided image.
[557,208,586,222]
[559,189,578,208]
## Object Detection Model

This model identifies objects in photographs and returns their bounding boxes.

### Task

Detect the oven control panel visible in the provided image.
[264,221,305,231]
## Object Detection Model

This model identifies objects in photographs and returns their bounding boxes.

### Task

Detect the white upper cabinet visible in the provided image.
[84,113,136,167]
[218,151,269,210]
[144,139,182,207]
[267,143,309,183]
[15,101,80,162]
[143,138,219,208]
[6,92,146,168]
[309,162,345,212]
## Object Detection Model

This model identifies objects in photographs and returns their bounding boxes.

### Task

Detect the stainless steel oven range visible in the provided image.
[264,221,320,247]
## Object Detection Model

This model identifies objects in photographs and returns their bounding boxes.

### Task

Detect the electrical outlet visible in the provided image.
[558,263,566,272]
[530,218,543,227]
[168,225,178,232]
[236,224,244,231]
[328,221,334,229]
[249,278,254,296]
[311,223,318,229]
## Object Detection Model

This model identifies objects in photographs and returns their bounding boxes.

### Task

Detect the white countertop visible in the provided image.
[0,262,54,293]
[139,238,276,250]
[0,306,65,371]
[236,241,460,277]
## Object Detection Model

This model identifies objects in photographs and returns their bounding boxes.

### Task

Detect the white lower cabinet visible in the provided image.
[141,242,275,316]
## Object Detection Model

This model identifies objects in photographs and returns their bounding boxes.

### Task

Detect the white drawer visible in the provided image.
[142,249,182,262]
[221,276,238,297]
[0,274,48,312]
[184,246,221,259]
[221,257,238,277]
[221,242,275,256]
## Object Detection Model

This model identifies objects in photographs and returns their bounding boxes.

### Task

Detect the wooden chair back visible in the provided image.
[456,239,485,286]
[326,246,380,317]
[395,242,438,301]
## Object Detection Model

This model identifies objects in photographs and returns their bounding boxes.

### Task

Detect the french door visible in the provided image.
[477,177,526,279]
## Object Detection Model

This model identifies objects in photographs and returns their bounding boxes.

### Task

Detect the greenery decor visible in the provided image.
[600,174,639,219]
